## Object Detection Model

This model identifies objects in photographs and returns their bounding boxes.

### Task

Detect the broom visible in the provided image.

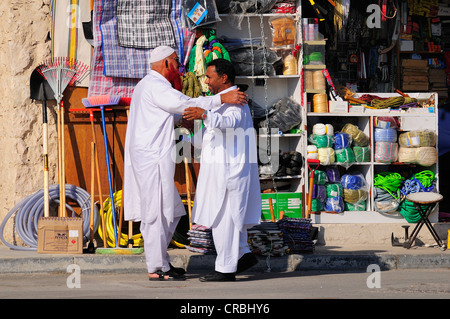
[82,95,142,255]
[37,57,89,217]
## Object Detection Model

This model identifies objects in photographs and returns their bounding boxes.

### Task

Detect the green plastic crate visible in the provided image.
[276,192,303,218]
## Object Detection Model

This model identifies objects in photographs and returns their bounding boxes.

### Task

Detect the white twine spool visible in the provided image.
[318,147,335,165]
[307,144,319,159]
[313,123,334,136]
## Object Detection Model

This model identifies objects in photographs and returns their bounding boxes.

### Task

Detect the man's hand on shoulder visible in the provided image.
[220,88,248,106]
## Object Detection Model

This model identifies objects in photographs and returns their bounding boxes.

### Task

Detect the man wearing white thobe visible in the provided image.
[183,59,261,282]
[124,46,248,281]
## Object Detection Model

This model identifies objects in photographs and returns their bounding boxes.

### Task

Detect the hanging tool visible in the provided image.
[308,0,326,21]
[322,69,343,101]
[306,159,320,219]
[30,68,55,218]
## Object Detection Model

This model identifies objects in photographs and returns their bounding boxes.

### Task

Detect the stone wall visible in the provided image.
[0,1,57,247]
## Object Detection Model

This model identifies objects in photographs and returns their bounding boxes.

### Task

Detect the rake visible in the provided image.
[37,57,89,217]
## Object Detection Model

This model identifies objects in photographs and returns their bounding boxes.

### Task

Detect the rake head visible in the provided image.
[36,57,89,100]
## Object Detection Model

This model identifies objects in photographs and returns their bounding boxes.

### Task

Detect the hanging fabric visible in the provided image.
[88,0,139,97]
[116,0,176,49]
[51,0,92,87]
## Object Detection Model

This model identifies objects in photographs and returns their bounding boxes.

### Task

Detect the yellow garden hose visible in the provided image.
[98,190,143,248]
[98,191,192,248]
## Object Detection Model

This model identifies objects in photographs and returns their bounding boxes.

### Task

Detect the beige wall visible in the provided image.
[0,1,57,246]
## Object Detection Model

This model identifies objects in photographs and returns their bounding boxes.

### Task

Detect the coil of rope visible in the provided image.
[0,184,98,251]
[400,170,435,196]
[374,172,404,199]
[370,96,417,109]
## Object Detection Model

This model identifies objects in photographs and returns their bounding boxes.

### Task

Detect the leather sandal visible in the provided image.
[149,269,186,281]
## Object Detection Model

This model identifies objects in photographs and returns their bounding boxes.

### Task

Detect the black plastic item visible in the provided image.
[216,0,278,14]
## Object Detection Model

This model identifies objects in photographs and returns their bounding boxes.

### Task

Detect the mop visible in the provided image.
[37,57,89,217]
[82,95,142,255]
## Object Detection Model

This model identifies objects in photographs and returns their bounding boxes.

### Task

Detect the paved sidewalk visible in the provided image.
[0,243,448,275]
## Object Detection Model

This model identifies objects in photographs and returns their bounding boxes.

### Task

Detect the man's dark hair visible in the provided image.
[206,58,235,84]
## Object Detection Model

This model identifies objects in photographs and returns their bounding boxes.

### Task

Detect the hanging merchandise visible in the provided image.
[375,141,398,163]
[183,0,222,29]
[269,16,296,48]
[216,0,278,14]
[398,130,437,148]
[258,97,302,132]
[228,47,282,76]
[182,71,203,97]
[190,34,208,92]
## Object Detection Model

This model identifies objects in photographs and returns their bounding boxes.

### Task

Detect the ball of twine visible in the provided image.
[335,148,356,165]
[334,132,351,150]
[341,123,368,146]
[325,196,344,212]
[343,188,368,204]
[312,123,334,136]
[374,127,397,143]
[318,147,335,165]
[353,146,370,162]
[326,183,343,198]
[398,130,437,148]
[307,144,318,159]
[398,147,438,166]
[375,142,398,163]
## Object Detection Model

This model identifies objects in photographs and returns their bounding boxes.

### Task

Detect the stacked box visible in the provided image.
[401,59,429,91]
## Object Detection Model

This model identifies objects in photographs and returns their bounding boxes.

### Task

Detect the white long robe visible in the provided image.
[192,86,261,232]
[124,70,222,225]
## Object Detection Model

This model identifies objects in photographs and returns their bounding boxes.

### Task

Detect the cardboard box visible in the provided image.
[37,217,83,254]
[276,192,303,218]
[329,101,348,113]
[402,59,428,68]
[400,40,414,51]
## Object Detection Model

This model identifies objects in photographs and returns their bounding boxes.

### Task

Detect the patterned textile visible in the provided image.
[100,0,153,78]
[88,0,139,97]
[117,0,176,49]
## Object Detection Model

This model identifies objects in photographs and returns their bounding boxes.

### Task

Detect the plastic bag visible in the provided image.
[258,97,301,132]
[269,16,296,48]
[183,0,221,29]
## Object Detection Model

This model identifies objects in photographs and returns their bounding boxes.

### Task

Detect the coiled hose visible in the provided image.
[98,190,143,248]
[0,184,99,251]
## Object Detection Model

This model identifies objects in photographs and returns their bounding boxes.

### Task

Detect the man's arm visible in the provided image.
[182,106,243,130]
